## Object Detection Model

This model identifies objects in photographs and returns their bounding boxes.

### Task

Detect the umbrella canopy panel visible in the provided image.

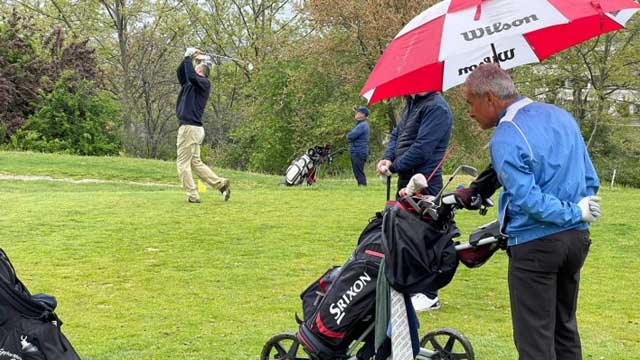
[361,0,640,104]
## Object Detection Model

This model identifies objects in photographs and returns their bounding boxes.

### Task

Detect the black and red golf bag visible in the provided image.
[297,214,385,359]
[0,248,81,360]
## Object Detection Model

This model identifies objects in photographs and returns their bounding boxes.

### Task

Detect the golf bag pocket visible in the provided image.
[300,266,342,321]
[0,305,78,360]
[382,206,459,294]
[0,328,23,358]
[304,258,380,350]
[0,328,45,360]
[18,317,74,360]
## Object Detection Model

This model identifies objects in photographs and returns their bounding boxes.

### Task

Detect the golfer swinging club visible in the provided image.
[176,47,230,203]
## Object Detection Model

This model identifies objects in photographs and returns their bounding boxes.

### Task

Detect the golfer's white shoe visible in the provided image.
[220,180,231,201]
[221,188,230,201]
[411,294,441,312]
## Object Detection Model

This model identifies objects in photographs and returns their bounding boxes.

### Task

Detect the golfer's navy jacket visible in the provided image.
[384,92,453,192]
[347,120,369,155]
[176,57,210,127]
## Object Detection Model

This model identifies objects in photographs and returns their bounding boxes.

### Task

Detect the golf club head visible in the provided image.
[459,165,478,177]
[436,164,479,202]
[417,198,437,214]
[449,165,478,179]
[426,207,439,221]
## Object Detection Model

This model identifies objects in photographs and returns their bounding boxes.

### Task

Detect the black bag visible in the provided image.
[381,205,460,294]
[298,215,384,359]
[0,248,81,360]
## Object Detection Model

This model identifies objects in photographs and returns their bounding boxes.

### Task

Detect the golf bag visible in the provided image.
[284,145,335,186]
[0,248,81,360]
[297,197,466,359]
[297,214,385,359]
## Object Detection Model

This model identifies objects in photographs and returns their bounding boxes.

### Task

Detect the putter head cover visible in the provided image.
[405,173,428,197]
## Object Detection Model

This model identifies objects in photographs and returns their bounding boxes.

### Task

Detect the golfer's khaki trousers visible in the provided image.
[176,125,226,200]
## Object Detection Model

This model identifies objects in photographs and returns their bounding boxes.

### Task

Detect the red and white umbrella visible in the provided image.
[361,0,640,104]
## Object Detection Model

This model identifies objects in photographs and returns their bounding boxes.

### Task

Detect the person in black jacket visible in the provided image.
[375,91,453,312]
[176,48,230,203]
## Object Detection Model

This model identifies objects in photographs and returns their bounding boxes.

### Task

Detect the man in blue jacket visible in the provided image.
[460,63,601,359]
[375,91,453,311]
[347,106,370,186]
[176,48,230,203]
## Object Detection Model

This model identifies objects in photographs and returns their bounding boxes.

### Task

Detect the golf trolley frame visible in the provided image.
[261,322,478,360]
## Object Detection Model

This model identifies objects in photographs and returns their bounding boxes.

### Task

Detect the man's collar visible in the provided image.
[495,96,528,126]
[412,92,435,99]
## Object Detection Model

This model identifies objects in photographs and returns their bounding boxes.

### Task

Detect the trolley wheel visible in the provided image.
[260,332,311,360]
[420,328,474,360]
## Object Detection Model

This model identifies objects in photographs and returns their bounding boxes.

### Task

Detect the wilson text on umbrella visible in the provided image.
[460,14,539,42]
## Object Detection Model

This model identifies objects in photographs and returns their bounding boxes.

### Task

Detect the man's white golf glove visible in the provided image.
[578,195,602,223]
[184,47,198,58]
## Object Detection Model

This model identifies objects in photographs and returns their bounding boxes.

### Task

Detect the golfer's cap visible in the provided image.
[353,106,369,116]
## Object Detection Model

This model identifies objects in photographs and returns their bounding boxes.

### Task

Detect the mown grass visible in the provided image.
[0,151,638,359]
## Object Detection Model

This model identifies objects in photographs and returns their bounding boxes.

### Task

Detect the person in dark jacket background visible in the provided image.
[347,106,370,186]
[176,47,230,203]
[375,91,453,312]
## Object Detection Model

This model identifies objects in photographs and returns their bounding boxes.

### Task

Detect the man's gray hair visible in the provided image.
[196,64,210,78]
[464,63,518,100]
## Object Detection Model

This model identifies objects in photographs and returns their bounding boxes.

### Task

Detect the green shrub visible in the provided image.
[10,72,122,156]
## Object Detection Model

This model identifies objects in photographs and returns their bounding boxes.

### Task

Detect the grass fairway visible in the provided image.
[0,151,639,359]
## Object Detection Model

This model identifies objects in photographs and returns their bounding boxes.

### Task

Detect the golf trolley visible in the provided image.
[262,326,479,360]
[283,145,344,186]
[263,166,508,360]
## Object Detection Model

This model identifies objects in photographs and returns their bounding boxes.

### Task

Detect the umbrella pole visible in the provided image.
[491,43,501,68]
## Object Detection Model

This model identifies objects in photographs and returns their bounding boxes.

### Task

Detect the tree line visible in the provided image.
[1,1,639,186]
